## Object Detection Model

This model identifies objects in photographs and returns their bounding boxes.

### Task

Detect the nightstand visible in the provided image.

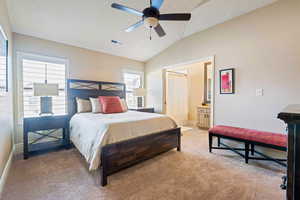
[129,107,155,113]
[23,115,70,159]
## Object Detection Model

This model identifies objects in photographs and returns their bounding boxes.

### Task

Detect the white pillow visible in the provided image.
[76,97,92,113]
[89,97,102,113]
[120,99,128,112]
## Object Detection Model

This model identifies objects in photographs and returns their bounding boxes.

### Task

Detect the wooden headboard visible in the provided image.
[67,79,126,117]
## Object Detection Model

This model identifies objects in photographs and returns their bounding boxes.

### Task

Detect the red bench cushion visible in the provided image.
[209,125,287,148]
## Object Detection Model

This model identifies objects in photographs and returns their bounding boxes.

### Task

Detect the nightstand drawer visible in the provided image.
[129,108,155,113]
[23,114,70,159]
[24,116,69,131]
[138,108,154,113]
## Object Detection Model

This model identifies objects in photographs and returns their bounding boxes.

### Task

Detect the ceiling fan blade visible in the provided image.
[193,0,211,10]
[159,13,191,21]
[154,24,166,37]
[151,0,164,9]
[111,3,143,17]
[125,20,144,32]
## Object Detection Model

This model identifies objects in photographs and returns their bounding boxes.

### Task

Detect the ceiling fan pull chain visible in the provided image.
[150,27,152,40]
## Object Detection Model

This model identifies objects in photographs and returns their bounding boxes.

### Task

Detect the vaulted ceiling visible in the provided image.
[6,0,277,61]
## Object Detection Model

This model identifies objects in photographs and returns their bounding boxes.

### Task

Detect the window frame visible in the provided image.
[17,52,69,122]
[122,70,144,108]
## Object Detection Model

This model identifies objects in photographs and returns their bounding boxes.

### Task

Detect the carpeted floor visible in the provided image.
[2,129,285,200]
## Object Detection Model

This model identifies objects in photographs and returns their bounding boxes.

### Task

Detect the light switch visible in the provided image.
[256,88,264,96]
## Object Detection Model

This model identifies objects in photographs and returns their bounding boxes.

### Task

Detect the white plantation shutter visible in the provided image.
[0,55,6,90]
[0,29,7,91]
[123,72,143,108]
[22,59,66,117]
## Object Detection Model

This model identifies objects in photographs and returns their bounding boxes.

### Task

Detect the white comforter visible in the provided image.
[70,111,177,170]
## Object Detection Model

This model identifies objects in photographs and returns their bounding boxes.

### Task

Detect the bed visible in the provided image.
[67,79,181,186]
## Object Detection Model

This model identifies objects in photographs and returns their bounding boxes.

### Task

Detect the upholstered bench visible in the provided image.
[208,125,287,166]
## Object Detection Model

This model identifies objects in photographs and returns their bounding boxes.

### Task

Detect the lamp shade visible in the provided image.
[33,83,59,96]
[132,88,146,97]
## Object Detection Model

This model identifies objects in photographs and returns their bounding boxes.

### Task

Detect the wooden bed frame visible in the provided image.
[67,79,181,186]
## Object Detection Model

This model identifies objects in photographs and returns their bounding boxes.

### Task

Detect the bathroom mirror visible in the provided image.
[204,62,212,104]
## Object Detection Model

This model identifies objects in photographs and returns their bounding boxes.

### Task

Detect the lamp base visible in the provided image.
[40,96,54,116]
[137,97,143,108]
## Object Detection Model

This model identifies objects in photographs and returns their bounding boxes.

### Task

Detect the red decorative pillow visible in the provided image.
[99,96,123,114]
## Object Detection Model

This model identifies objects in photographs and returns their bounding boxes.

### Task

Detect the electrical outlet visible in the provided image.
[256,88,264,96]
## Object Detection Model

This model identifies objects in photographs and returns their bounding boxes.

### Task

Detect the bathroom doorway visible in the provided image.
[163,56,215,129]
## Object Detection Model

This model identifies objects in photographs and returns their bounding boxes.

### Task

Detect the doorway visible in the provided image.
[163,56,215,128]
[166,70,189,126]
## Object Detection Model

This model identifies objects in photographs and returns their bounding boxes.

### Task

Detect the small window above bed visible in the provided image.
[123,71,144,108]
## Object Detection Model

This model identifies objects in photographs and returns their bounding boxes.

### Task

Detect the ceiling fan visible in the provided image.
[111,0,191,39]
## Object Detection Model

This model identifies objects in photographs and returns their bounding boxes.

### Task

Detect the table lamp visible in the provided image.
[33,83,59,116]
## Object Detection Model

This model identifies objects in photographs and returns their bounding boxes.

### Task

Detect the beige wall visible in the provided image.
[13,33,144,144]
[0,0,14,183]
[146,0,300,133]
[13,33,144,83]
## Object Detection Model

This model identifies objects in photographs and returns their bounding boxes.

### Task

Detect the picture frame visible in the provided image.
[0,25,8,94]
[220,68,235,94]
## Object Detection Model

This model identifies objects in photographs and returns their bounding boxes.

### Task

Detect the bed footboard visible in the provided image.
[100,127,181,186]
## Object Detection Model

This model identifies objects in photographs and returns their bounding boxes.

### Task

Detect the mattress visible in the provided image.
[70,111,177,170]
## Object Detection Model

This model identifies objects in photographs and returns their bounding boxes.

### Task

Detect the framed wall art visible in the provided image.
[220,68,235,94]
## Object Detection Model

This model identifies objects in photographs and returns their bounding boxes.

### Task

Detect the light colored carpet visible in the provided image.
[2,129,285,200]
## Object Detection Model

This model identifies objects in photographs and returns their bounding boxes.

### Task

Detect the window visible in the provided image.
[123,71,143,108]
[21,56,67,117]
[0,26,8,93]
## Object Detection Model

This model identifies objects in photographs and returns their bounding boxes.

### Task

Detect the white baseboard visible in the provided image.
[0,146,15,198]
[14,143,23,155]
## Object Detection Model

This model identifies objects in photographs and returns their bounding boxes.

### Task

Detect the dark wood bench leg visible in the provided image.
[251,144,255,155]
[217,136,221,147]
[209,133,213,153]
[245,142,250,164]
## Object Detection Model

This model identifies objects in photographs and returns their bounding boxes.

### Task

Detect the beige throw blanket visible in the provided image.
[70,111,177,170]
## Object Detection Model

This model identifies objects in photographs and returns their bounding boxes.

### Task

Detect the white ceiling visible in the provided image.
[6,0,278,62]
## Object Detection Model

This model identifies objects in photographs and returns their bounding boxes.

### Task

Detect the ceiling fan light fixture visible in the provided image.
[144,17,159,28]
